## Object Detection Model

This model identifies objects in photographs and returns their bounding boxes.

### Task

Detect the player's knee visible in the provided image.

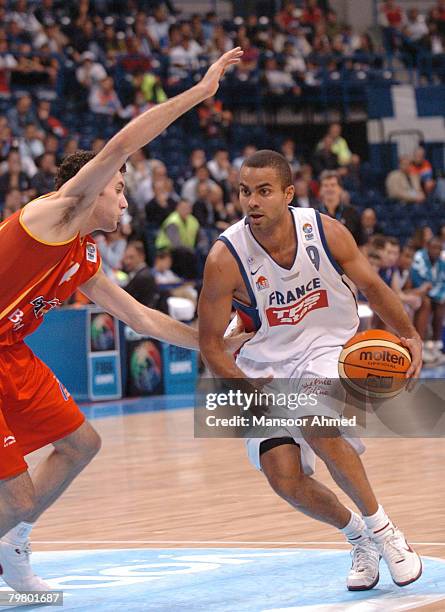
[81,427,102,462]
[55,423,101,466]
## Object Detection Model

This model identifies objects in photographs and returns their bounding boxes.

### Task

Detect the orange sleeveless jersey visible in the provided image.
[0,204,102,346]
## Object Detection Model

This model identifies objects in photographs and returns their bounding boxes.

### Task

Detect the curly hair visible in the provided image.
[54,150,95,190]
[54,150,126,190]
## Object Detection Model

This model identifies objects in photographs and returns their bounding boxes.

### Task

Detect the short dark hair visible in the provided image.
[55,150,126,190]
[242,149,292,189]
[126,240,146,259]
[369,234,387,250]
[319,170,342,186]
[55,150,95,190]
[386,236,400,247]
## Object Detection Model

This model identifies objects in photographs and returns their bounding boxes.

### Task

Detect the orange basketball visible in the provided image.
[338,329,412,398]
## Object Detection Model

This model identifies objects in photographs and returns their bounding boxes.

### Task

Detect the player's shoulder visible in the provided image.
[218,216,247,240]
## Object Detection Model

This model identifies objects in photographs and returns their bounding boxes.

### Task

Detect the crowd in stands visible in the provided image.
[0,0,445,362]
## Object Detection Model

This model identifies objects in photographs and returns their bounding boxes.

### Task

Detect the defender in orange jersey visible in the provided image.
[0,48,245,592]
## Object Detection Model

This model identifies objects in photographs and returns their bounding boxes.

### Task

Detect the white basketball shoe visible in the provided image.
[0,540,51,591]
[372,525,422,586]
[347,537,380,591]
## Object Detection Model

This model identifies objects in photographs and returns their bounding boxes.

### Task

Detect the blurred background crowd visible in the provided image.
[1,0,445,363]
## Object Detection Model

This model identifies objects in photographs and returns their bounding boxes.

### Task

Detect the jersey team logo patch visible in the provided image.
[256,275,269,291]
[302,222,314,241]
[266,289,328,326]
[86,242,97,263]
[31,296,61,318]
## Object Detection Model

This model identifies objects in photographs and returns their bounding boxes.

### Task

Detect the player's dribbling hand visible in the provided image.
[223,329,254,354]
[199,47,244,98]
[400,335,422,388]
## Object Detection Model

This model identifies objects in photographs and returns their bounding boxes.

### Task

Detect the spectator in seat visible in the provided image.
[409,146,436,195]
[233,144,257,171]
[386,156,425,203]
[281,138,301,175]
[327,123,352,166]
[313,136,339,177]
[153,249,198,306]
[145,179,177,228]
[263,56,301,98]
[122,240,163,310]
[181,165,218,205]
[392,245,430,320]
[96,225,131,282]
[6,94,37,137]
[411,236,445,362]
[359,208,384,246]
[207,148,231,184]
[316,170,361,243]
[76,51,107,91]
[379,0,405,54]
[192,182,214,228]
[294,178,318,208]
[125,149,154,210]
[30,152,57,197]
[379,236,400,286]
[155,199,203,279]
[0,149,33,202]
[402,8,428,64]
[36,100,67,139]
[18,123,44,172]
[198,97,233,140]
[411,224,434,251]
[89,76,128,119]
[2,188,23,220]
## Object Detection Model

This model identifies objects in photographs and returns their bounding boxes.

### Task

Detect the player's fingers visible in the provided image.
[219,47,243,63]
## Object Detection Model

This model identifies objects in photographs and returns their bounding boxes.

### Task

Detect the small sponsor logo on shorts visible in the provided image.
[3,435,16,447]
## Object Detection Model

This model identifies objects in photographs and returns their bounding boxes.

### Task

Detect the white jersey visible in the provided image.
[219,207,359,364]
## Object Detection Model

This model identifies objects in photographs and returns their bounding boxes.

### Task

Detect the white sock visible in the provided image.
[363,505,393,540]
[341,509,367,544]
[2,522,33,545]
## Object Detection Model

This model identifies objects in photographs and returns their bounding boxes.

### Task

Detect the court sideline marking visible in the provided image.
[33,540,445,546]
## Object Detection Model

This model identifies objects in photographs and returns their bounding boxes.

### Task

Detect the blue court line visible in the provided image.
[0,548,443,612]
[79,394,194,420]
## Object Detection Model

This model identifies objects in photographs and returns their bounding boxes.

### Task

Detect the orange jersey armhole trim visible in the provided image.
[19,207,78,247]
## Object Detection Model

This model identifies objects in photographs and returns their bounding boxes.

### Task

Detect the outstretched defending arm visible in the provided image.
[321,215,422,377]
[81,269,199,349]
[81,268,252,352]
[58,48,243,208]
[22,48,243,240]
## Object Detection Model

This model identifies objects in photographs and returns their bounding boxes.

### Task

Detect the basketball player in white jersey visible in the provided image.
[198,151,423,591]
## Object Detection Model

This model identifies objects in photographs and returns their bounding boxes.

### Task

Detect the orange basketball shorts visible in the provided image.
[0,342,85,479]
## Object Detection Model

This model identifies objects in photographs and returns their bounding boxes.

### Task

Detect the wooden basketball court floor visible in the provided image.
[11,393,444,612]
